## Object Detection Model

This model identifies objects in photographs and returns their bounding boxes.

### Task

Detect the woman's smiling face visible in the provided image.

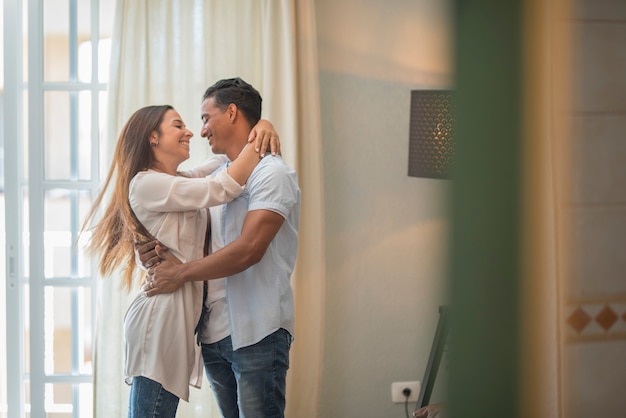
[153,109,193,166]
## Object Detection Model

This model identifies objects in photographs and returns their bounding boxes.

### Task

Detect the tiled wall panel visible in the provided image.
[564,1,626,417]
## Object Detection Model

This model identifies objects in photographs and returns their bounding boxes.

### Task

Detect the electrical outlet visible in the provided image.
[391,380,420,403]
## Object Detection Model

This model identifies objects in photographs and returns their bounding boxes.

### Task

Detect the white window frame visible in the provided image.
[3,0,108,416]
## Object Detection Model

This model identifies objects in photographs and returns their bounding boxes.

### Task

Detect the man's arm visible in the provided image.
[145,209,285,295]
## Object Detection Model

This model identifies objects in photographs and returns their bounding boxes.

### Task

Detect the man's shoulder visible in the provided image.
[245,156,301,214]
[252,155,296,178]
[246,156,300,199]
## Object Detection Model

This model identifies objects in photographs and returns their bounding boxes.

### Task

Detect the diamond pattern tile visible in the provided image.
[565,300,626,342]
[595,305,618,331]
[567,307,592,333]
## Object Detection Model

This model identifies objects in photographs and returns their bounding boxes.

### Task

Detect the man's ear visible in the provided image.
[227,103,238,123]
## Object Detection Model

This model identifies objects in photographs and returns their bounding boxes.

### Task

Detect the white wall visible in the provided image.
[563,1,626,417]
[315,1,454,416]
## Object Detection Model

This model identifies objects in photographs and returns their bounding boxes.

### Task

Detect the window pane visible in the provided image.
[22,91,29,180]
[43,0,69,82]
[0,0,3,89]
[44,92,71,180]
[98,39,112,83]
[77,288,94,374]
[45,383,71,416]
[78,39,112,85]
[24,380,30,416]
[43,90,88,180]
[100,0,115,39]
[23,189,30,279]
[99,1,115,83]
[44,189,72,278]
[42,383,93,418]
[46,287,72,374]
[0,93,4,191]
[77,42,91,83]
[77,190,93,279]
[99,90,108,147]
[78,383,93,418]
[77,91,92,180]
[44,286,93,375]
[24,284,30,375]
[76,0,92,80]
[22,0,28,84]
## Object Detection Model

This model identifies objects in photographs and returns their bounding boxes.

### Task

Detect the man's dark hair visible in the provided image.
[202,77,262,126]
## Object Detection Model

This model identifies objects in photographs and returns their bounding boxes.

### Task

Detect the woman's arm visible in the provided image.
[131,170,244,212]
[225,143,262,185]
[227,119,281,185]
[182,155,229,178]
[248,119,281,157]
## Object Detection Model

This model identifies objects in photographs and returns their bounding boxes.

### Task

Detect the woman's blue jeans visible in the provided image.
[201,328,292,418]
[128,376,179,418]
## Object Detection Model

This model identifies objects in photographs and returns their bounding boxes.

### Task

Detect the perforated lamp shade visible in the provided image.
[408,90,456,179]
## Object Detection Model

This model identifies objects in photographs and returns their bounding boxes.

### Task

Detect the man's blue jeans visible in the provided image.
[128,375,179,418]
[201,328,292,418]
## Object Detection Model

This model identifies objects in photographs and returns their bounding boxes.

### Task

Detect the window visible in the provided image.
[2,0,114,416]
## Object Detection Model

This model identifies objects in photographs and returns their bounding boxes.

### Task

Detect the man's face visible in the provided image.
[200,96,231,155]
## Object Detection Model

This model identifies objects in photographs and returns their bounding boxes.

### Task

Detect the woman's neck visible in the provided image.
[150,161,178,176]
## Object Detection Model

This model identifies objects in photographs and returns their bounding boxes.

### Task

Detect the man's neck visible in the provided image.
[225,141,246,161]
[225,127,252,161]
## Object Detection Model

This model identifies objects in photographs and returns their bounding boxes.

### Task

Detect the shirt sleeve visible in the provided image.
[247,158,300,219]
[130,169,244,212]
[180,155,229,178]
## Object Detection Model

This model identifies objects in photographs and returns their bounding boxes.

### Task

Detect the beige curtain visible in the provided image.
[519,0,569,416]
[96,0,325,416]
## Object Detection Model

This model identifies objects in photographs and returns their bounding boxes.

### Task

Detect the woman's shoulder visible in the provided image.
[129,169,176,197]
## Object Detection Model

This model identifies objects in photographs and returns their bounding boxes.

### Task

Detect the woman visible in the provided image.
[81,105,279,417]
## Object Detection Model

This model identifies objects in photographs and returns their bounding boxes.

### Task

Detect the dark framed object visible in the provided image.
[408,90,456,179]
[416,305,448,409]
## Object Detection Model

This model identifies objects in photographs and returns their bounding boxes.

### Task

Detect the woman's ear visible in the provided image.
[150,131,159,146]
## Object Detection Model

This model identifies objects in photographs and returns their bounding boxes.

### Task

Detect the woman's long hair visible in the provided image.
[81,105,174,291]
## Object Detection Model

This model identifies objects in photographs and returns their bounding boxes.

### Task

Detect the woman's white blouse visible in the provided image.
[124,156,240,401]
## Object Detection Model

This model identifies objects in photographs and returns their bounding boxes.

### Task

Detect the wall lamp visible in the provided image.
[408,90,456,179]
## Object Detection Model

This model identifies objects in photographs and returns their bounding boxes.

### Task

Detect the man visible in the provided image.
[139,77,301,418]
